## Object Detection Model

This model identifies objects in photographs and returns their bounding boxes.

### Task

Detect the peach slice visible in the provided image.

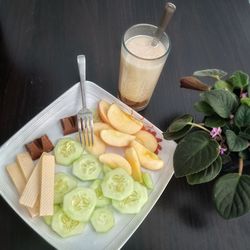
[76,134,106,156]
[135,130,158,152]
[131,140,164,170]
[93,122,112,136]
[99,153,132,175]
[125,147,143,183]
[85,134,106,156]
[98,100,111,123]
[100,129,135,147]
[107,104,143,134]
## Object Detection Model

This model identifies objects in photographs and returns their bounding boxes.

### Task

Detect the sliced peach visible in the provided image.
[99,153,132,175]
[85,134,106,156]
[107,104,143,134]
[93,122,112,136]
[131,140,164,170]
[100,129,135,147]
[135,130,158,152]
[98,100,111,123]
[76,133,106,156]
[125,147,143,183]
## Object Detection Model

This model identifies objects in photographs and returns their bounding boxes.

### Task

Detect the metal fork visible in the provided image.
[77,55,94,147]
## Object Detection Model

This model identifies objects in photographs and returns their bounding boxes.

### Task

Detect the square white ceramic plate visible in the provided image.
[0,81,176,250]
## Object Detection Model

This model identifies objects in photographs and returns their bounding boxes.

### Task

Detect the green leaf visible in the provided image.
[213,173,250,219]
[204,115,226,128]
[248,84,250,96]
[214,80,233,91]
[201,89,238,118]
[163,125,192,141]
[240,97,250,107]
[228,71,249,90]
[239,126,250,140]
[225,130,249,152]
[167,114,193,133]
[193,69,227,79]
[186,156,222,185]
[239,149,250,160]
[194,101,215,115]
[234,104,250,127]
[174,131,220,177]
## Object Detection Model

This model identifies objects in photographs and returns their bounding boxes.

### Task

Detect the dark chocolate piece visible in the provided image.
[60,115,78,135]
[25,134,54,160]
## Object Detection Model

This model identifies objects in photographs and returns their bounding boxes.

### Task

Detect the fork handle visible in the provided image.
[77,55,87,109]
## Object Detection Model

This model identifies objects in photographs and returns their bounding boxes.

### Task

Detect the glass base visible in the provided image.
[117,91,149,111]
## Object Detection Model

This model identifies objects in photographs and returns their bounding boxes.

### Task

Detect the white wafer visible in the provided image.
[6,162,39,217]
[19,153,45,208]
[39,154,55,216]
[16,152,34,180]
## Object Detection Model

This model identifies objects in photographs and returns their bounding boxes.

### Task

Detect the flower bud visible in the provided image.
[180,76,210,91]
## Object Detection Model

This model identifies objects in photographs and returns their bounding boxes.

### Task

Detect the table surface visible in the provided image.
[1,0,250,249]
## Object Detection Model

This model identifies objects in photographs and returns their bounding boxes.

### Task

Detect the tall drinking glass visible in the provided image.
[118,23,171,111]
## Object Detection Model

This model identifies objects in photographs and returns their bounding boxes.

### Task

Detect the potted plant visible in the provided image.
[164,69,250,219]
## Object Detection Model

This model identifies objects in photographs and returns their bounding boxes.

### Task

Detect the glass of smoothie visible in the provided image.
[118,23,170,111]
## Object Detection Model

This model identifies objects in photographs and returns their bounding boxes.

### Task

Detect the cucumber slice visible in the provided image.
[142,172,154,190]
[54,138,83,166]
[43,205,61,225]
[63,187,97,222]
[90,208,115,233]
[112,182,148,214]
[54,172,78,204]
[103,164,112,174]
[101,168,134,201]
[72,154,102,181]
[51,209,85,238]
[90,180,111,207]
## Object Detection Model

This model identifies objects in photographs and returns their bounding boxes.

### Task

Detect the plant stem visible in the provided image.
[239,158,244,176]
[187,122,211,133]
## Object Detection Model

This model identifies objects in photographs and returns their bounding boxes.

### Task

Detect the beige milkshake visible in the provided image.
[118,33,169,110]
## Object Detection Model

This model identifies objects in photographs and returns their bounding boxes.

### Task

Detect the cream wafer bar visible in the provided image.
[39,154,55,216]
[16,152,34,180]
[6,162,39,217]
[19,153,45,208]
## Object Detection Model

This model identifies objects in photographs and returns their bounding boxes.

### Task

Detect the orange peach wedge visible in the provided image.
[98,100,111,123]
[99,153,132,175]
[131,140,164,170]
[107,104,143,134]
[100,129,135,147]
[76,133,106,156]
[93,122,112,136]
[125,147,143,183]
[85,134,106,156]
[135,130,158,152]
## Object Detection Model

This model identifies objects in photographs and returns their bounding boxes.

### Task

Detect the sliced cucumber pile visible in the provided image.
[90,180,111,207]
[45,137,154,238]
[112,182,148,214]
[51,209,85,238]
[90,208,115,233]
[73,154,102,181]
[54,172,78,204]
[54,138,83,166]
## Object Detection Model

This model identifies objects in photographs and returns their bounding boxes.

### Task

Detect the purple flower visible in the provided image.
[210,127,222,138]
[240,92,248,98]
[219,146,227,155]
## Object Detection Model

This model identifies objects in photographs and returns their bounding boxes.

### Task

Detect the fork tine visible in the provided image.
[84,116,90,146]
[89,116,94,146]
[77,116,83,146]
[85,116,92,147]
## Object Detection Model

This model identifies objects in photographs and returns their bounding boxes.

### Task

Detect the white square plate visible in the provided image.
[0,81,176,250]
